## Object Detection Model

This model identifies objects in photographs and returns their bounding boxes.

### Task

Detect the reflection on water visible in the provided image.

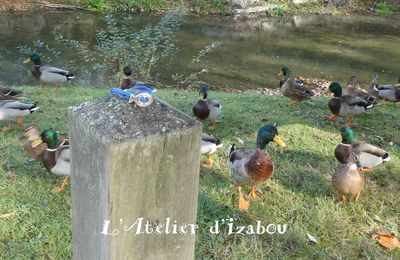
[0,11,399,89]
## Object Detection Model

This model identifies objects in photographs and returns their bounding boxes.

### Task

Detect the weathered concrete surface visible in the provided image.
[69,96,202,260]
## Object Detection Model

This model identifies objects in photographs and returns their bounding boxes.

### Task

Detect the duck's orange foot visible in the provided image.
[17,116,24,126]
[202,156,213,169]
[51,178,69,193]
[354,191,362,202]
[248,185,261,201]
[359,167,373,174]
[327,114,338,121]
[238,195,250,211]
[344,118,353,126]
[288,101,300,106]
[209,121,217,129]
[339,195,348,205]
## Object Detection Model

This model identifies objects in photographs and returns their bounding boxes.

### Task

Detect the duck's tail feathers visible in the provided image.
[66,73,75,80]
[29,105,40,113]
[382,153,391,162]
[227,144,235,156]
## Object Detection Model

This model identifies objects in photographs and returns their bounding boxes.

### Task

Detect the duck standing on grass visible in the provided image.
[201,133,223,168]
[20,125,70,193]
[335,126,390,173]
[327,82,375,126]
[23,53,74,91]
[0,99,39,131]
[332,153,367,204]
[373,78,400,105]
[279,67,314,106]
[192,85,221,129]
[227,124,286,211]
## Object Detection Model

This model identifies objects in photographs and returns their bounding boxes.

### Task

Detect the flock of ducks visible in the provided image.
[0,53,399,211]
[194,67,399,211]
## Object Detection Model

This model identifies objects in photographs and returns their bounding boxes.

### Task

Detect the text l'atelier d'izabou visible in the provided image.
[102,217,288,236]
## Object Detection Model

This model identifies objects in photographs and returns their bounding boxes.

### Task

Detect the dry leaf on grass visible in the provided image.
[0,212,14,218]
[371,231,400,250]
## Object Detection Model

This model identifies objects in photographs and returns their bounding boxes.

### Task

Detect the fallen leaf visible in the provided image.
[306,233,318,243]
[371,231,400,250]
[378,235,400,250]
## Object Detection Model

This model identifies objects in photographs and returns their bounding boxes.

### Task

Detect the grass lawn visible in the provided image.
[0,86,399,259]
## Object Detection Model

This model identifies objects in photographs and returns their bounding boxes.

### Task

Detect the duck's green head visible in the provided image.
[23,53,41,65]
[123,66,132,76]
[199,85,208,99]
[40,129,58,149]
[329,82,342,97]
[256,124,286,149]
[281,67,290,76]
[340,126,356,144]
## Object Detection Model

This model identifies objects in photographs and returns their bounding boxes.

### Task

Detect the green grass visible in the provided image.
[1,86,399,259]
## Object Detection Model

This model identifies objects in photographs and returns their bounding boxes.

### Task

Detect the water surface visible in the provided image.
[0,11,399,88]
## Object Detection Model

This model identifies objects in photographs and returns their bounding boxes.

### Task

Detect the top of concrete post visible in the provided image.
[69,95,200,142]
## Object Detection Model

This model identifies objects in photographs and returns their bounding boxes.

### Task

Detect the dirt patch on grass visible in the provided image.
[0,0,35,12]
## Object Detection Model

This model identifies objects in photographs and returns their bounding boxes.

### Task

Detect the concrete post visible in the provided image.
[68,95,202,260]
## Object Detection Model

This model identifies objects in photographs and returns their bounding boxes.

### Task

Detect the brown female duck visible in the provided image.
[332,154,366,204]
[279,67,314,106]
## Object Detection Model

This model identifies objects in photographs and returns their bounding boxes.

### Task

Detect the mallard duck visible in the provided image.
[201,133,223,168]
[343,76,376,102]
[327,82,375,126]
[20,125,70,192]
[23,53,74,90]
[120,66,146,90]
[332,154,366,204]
[0,87,23,100]
[227,124,286,211]
[279,68,314,106]
[373,78,400,104]
[0,100,39,130]
[335,126,390,172]
[192,85,221,129]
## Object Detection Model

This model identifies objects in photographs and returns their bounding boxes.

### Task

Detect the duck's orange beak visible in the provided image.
[278,72,284,76]
[23,58,31,64]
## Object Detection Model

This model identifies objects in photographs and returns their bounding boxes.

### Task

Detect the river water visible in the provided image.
[0,11,399,89]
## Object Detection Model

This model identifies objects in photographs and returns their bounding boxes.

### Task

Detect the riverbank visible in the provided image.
[1,0,399,15]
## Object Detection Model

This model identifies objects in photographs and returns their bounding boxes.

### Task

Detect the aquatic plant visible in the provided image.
[51,8,219,86]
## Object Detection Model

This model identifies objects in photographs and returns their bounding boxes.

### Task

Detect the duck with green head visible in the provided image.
[279,67,314,106]
[192,85,221,129]
[328,82,375,125]
[227,124,286,211]
[335,126,390,172]
[20,125,70,192]
[23,53,74,90]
